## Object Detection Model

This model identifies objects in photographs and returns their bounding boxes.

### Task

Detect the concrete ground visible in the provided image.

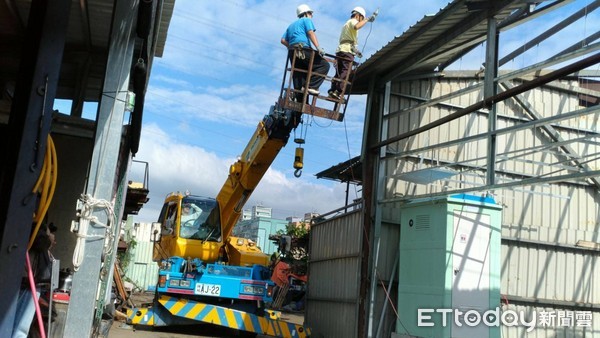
[109,321,238,338]
[108,292,306,338]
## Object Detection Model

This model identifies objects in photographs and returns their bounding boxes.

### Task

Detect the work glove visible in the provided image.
[318,47,325,57]
[368,9,378,23]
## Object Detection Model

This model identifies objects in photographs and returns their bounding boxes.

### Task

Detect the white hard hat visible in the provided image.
[296,4,313,17]
[352,6,366,18]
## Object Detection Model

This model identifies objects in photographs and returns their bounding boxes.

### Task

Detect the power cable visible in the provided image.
[176,12,278,47]
[166,43,281,86]
[170,34,281,73]
[218,0,340,41]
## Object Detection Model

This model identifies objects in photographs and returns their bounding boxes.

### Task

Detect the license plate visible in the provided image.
[195,283,221,296]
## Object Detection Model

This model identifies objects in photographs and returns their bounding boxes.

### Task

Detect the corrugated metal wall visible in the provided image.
[124,223,160,291]
[501,304,600,337]
[307,209,363,338]
[381,73,600,336]
[125,241,159,291]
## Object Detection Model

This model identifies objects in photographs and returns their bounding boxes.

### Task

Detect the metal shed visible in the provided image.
[310,0,600,337]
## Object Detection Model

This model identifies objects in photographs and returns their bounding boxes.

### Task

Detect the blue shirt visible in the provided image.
[282,17,316,48]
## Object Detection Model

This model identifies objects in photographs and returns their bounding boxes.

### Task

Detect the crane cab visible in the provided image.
[152,192,269,267]
[279,48,358,122]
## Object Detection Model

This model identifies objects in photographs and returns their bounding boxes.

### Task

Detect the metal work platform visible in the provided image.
[278,48,359,122]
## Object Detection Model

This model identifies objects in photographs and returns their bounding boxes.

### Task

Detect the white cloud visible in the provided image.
[145,84,277,126]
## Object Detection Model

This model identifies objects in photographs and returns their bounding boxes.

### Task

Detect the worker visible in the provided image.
[180,203,204,238]
[328,6,376,100]
[281,4,330,97]
[13,224,53,338]
[181,203,202,224]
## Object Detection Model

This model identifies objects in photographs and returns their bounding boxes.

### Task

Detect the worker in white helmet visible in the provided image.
[328,6,377,100]
[281,4,330,97]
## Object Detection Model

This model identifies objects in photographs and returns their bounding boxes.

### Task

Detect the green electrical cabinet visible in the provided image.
[396,194,502,338]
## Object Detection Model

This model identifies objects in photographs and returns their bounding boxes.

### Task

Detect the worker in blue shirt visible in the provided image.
[281,4,330,97]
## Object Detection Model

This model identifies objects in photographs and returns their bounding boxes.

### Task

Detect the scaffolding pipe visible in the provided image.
[484,17,499,185]
[375,250,399,338]
[499,0,600,66]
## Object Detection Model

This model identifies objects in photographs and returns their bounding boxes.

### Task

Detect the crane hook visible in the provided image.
[294,168,303,177]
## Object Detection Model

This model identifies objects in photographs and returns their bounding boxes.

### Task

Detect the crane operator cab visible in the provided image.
[278,47,358,122]
[153,192,268,267]
[153,193,224,263]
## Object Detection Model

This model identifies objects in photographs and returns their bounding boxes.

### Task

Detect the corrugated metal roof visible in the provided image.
[352,0,528,93]
[315,155,363,185]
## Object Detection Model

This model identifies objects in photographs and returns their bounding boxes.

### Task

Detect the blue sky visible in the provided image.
[60,0,600,223]
[128,0,459,222]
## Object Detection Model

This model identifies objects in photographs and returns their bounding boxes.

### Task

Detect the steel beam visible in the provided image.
[0,0,70,336]
[552,30,600,59]
[391,91,600,136]
[387,42,600,121]
[484,17,499,185]
[62,0,138,336]
[385,104,600,164]
[438,0,574,70]
[500,81,600,189]
[380,166,600,205]
[379,0,514,84]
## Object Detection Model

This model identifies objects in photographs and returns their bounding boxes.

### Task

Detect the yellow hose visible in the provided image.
[28,135,58,250]
[32,150,47,194]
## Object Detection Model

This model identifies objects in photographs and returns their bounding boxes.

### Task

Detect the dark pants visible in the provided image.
[330,52,354,94]
[288,48,330,91]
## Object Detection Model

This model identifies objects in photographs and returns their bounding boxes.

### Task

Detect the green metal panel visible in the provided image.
[234,217,288,255]
[257,218,288,255]
[125,242,159,291]
[397,194,501,338]
[398,199,452,337]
